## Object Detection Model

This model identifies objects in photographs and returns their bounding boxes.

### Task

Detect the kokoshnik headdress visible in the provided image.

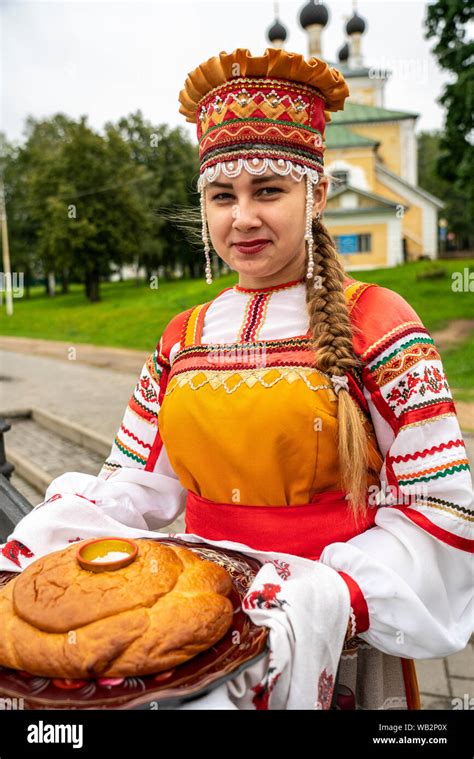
[178,47,350,284]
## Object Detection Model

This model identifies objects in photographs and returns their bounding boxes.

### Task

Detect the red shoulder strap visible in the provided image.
[159,307,195,364]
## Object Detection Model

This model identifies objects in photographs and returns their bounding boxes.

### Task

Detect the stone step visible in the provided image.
[2,409,185,535]
[5,416,105,485]
[10,471,44,507]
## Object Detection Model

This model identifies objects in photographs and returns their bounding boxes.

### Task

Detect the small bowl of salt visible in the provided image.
[77,537,139,573]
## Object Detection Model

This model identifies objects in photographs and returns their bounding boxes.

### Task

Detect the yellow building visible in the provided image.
[267,1,444,269]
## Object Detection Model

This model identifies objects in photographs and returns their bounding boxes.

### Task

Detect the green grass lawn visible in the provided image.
[1,259,473,391]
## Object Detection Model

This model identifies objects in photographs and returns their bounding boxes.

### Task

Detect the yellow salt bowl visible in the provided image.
[77,537,139,573]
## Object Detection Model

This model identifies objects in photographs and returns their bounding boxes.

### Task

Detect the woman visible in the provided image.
[1,48,472,710]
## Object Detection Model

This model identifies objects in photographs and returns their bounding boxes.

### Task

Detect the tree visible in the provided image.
[9,115,150,302]
[54,116,150,301]
[0,117,78,297]
[104,110,200,281]
[2,110,202,304]
[0,132,33,298]
[425,0,474,248]
[22,115,79,295]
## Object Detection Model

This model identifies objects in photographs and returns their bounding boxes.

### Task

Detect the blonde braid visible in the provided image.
[305,217,369,524]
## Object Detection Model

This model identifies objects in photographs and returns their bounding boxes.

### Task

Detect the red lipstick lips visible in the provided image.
[233,239,271,254]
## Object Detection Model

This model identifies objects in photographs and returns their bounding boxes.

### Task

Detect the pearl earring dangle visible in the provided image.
[305,173,321,280]
[200,187,213,285]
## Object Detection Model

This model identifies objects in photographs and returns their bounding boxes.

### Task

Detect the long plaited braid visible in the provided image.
[305,217,371,524]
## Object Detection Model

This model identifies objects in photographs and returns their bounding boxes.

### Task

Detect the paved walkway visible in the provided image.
[0,336,147,375]
[0,344,473,709]
[0,347,139,440]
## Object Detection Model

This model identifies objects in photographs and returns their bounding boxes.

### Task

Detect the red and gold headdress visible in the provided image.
[178,48,350,283]
[179,47,349,187]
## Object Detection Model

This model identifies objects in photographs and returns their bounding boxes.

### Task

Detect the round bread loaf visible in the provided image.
[0,539,234,678]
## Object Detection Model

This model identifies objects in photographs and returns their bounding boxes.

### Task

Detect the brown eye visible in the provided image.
[211,193,233,201]
[211,187,282,201]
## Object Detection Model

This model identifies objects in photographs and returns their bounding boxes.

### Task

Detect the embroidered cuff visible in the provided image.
[337,570,370,638]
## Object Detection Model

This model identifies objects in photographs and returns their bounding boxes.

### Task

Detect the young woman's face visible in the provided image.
[204,167,328,288]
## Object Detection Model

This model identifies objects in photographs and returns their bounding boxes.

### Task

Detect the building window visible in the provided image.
[334,233,372,254]
[332,170,349,187]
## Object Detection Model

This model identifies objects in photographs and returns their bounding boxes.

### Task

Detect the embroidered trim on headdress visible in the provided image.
[197,157,321,191]
[179,48,350,178]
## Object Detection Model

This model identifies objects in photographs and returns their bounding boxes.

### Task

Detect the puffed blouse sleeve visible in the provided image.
[319,285,474,659]
[0,310,192,573]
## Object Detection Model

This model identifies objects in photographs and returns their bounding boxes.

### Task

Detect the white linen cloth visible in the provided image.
[0,471,350,711]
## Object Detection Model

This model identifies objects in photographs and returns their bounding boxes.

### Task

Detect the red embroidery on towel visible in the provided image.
[1,540,34,567]
[268,559,291,580]
[251,659,281,710]
[243,583,288,610]
[74,494,97,504]
[43,493,63,505]
[316,668,335,710]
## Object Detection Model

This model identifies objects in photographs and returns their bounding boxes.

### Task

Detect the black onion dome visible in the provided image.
[337,42,349,62]
[346,12,366,35]
[267,19,288,43]
[299,1,329,29]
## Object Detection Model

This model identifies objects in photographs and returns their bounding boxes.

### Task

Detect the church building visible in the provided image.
[267,1,444,268]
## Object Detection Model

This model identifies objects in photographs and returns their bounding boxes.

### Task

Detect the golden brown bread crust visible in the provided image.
[0,540,234,678]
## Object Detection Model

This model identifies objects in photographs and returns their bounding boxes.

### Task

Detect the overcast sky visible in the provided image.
[2,0,454,148]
